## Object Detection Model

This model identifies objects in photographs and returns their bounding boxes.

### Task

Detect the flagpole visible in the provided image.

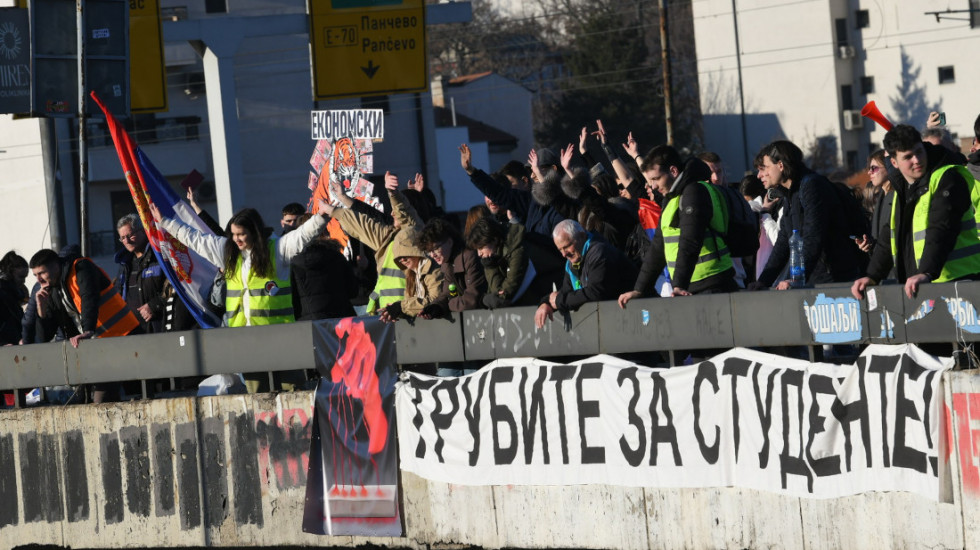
[77,0,89,257]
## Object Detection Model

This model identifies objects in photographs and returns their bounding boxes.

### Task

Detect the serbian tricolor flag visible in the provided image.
[637,197,673,293]
[91,91,222,329]
[637,197,661,239]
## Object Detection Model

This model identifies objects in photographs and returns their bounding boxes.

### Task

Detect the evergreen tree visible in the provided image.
[889,47,940,127]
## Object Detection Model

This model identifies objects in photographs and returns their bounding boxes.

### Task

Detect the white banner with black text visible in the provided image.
[396,345,951,500]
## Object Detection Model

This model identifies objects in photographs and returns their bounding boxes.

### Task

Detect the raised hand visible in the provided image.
[148,202,163,223]
[384,170,399,191]
[592,119,608,144]
[560,143,575,173]
[329,178,343,201]
[408,173,424,192]
[578,126,588,154]
[528,148,543,182]
[317,198,335,218]
[622,131,638,159]
[459,144,474,173]
[185,187,201,213]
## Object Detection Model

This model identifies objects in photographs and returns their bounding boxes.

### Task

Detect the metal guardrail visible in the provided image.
[3,281,979,397]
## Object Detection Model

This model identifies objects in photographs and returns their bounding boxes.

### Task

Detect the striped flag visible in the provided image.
[637,197,661,240]
[91,91,222,329]
[637,197,673,293]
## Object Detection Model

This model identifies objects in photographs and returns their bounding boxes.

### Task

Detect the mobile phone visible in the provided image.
[766,188,778,201]
[939,112,947,126]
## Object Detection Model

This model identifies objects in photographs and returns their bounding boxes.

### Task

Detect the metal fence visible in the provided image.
[3,280,979,404]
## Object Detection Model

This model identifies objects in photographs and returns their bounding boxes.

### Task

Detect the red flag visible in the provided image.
[90,91,221,328]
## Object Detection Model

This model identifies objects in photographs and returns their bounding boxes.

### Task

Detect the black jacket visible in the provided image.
[470,170,578,255]
[868,188,896,279]
[546,237,638,312]
[290,241,358,321]
[0,277,25,345]
[635,159,736,294]
[758,169,861,286]
[115,244,167,333]
[866,143,975,282]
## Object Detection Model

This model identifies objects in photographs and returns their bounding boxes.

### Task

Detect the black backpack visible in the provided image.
[706,184,761,258]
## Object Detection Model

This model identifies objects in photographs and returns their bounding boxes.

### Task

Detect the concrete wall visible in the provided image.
[4,371,980,549]
[0,391,420,549]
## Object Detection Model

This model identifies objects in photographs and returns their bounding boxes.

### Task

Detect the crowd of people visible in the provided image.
[3,111,980,405]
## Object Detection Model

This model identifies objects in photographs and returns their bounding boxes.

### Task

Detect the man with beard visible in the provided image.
[459,144,576,289]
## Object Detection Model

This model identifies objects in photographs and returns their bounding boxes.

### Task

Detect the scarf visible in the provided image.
[564,237,592,290]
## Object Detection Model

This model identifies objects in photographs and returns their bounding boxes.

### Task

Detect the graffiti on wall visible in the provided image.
[0,407,312,530]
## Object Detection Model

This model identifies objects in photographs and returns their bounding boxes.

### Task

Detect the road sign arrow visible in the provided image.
[361,60,380,79]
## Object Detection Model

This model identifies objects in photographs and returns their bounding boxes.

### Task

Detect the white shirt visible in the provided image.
[160,214,326,325]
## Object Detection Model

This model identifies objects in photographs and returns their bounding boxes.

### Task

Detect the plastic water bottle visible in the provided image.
[789,229,805,288]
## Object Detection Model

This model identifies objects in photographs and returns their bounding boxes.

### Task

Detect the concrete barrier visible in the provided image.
[0,391,417,549]
[2,373,980,549]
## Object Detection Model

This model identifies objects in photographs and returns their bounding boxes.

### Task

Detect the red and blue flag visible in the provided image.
[91,91,222,329]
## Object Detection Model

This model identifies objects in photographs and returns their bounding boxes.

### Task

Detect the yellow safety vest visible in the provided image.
[890,164,980,283]
[661,182,733,283]
[225,240,294,326]
[367,245,406,314]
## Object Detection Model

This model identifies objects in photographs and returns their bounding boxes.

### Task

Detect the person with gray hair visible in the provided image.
[114,212,167,333]
[921,127,959,154]
[534,219,637,328]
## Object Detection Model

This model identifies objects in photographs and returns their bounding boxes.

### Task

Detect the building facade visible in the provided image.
[693,0,980,177]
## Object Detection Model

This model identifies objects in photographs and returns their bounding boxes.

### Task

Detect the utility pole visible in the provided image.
[732,0,750,172]
[658,0,673,146]
[77,0,88,257]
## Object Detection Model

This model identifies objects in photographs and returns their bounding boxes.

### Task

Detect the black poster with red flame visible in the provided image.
[302,318,401,536]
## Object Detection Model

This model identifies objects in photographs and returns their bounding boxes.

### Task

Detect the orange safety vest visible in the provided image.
[66,258,141,338]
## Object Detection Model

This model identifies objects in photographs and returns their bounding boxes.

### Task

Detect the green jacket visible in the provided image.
[485,223,529,300]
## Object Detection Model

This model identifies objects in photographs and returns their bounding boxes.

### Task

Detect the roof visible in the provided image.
[448,71,494,86]
[432,106,518,148]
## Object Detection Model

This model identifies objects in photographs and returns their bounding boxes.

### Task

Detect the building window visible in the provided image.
[938,66,955,84]
[840,84,854,111]
[860,76,874,95]
[361,94,390,114]
[855,10,870,29]
[971,0,980,29]
[835,17,848,47]
[205,0,227,14]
